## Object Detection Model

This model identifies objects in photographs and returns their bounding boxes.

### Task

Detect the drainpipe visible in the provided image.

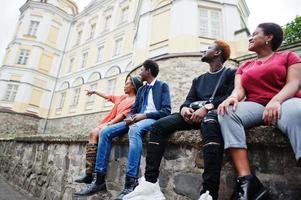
[42,17,73,134]
[132,0,143,67]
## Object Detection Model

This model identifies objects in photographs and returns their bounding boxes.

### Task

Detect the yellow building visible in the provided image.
[0,0,250,118]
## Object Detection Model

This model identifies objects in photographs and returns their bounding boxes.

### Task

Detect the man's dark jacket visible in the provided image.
[129,80,171,119]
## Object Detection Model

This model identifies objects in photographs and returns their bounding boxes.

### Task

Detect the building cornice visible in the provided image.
[0,79,52,92]
[8,39,64,55]
[0,65,57,81]
[20,1,74,21]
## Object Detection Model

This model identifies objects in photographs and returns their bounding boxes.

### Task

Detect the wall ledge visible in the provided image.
[1,126,288,148]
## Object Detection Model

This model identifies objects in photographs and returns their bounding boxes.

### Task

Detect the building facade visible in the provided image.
[0,0,250,119]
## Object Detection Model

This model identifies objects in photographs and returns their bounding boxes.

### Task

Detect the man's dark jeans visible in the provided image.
[145,111,223,200]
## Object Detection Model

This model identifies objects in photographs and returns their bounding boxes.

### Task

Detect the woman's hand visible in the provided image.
[218,96,239,116]
[262,99,281,125]
[124,115,134,126]
[85,90,96,96]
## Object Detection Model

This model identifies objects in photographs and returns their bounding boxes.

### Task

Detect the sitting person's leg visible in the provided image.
[277,98,301,165]
[218,102,268,200]
[115,118,156,199]
[74,122,129,196]
[199,110,223,200]
[124,113,193,200]
[74,127,100,184]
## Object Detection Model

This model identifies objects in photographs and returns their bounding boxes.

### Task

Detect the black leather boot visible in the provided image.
[297,158,301,167]
[231,174,268,200]
[74,173,93,184]
[114,176,138,200]
[73,173,106,196]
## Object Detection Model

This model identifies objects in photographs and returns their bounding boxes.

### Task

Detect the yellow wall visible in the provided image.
[46,25,60,47]
[151,7,171,45]
[29,89,43,107]
[38,51,54,73]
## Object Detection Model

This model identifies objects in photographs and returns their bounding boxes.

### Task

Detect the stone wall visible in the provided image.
[0,109,41,136]
[0,127,300,200]
[39,112,109,135]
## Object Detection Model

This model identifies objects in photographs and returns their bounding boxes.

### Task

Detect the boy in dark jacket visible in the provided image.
[74,59,171,200]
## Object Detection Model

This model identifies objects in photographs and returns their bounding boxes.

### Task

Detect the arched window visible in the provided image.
[104,66,121,78]
[72,77,84,87]
[59,81,70,90]
[87,72,101,83]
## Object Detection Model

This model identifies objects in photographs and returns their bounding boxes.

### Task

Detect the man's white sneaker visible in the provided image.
[123,177,165,200]
[198,191,213,200]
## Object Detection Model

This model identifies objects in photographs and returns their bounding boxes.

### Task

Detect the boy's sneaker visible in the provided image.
[123,177,165,200]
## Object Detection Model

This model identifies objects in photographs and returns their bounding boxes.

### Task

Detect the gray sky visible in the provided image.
[0,0,300,63]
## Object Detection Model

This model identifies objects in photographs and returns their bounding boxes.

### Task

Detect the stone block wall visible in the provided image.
[39,112,109,135]
[0,109,41,136]
[0,127,301,200]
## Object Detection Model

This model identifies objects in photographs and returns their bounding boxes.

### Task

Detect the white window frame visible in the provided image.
[104,15,111,31]
[71,87,81,107]
[89,23,96,39]
[120,7,129,23]
[199,8,222,39]
[76,30,82,45]
[81,52,88,68]
[27,21,39,36]
[114,38,123,57]
[96,46,104,63]
[17,49,30,65]
[2,84,19,102]
[57,91,66,109]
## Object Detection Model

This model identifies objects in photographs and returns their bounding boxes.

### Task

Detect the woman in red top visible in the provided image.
[75,76,142,184]
[218,23,301,200]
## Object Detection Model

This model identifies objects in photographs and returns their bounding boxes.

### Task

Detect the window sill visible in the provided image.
[23,34,37,39]
[198,35,217,40]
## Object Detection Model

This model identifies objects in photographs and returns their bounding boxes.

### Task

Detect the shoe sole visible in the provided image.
[124,193,165,200]
[73,190,106,197]
[74,180,93,184]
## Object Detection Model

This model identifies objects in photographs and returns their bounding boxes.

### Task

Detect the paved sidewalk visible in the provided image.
[0,176,34,200]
